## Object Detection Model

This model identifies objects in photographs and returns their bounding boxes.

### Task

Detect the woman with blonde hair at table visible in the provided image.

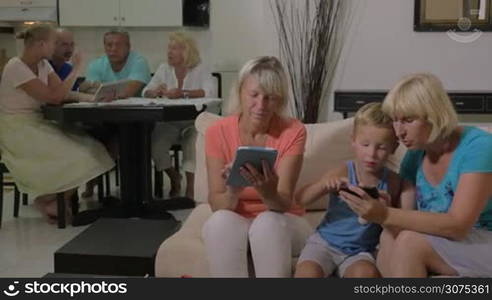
[143,31,216,199]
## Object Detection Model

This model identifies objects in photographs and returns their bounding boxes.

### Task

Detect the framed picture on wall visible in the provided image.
[414,0,492,31]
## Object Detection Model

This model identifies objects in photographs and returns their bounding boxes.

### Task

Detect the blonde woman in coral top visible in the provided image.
[202,56,312,277]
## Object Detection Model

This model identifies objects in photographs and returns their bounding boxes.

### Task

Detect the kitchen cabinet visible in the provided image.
[0,0,57,7]
[59,0,182,27]
[119,0,181,27]
[0,0,57,23]
[59,0,119,27]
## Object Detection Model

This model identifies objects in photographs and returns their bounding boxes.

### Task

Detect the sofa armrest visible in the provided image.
[154,232,210,277]
[155,204,213,277]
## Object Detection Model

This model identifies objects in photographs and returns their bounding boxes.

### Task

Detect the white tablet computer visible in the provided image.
[226,146,278,187]
[93,79,132,102]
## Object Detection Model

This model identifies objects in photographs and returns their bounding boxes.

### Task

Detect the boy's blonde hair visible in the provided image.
[353,102,393,134]
[382,73,458,143]
[224,56,289,116]
[169,32,201,68]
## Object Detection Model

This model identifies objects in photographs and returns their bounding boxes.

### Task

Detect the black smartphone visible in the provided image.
[339,186,379,199]
[361,186,380,198]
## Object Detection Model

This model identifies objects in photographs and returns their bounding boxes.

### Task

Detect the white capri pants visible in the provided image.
[152,120,196,173]
[202,209,313,277]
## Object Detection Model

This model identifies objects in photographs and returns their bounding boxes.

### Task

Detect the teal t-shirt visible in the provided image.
[85,51,151,84]
[400,126,492,230]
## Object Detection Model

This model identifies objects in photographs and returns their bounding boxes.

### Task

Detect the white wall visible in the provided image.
[208,0,277,99]
[209,0,276,71]
[1,0,491,122]
[335,0,492,122]
[0,33,16,57]
[340,0,492,90]
[65,0,276,73]
[208,0,492,122]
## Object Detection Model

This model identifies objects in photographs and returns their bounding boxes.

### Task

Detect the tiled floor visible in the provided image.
[0,173,192,277]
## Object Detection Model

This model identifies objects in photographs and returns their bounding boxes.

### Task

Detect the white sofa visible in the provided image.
[154,112,409,277]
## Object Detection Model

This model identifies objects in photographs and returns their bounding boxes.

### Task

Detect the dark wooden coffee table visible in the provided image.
[54,218,180,276]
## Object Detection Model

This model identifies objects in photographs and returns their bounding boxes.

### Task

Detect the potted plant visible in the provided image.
[271,0,352,123]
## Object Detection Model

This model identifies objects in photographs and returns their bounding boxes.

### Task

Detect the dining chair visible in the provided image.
[0,162,78,229]
[153,72,222,199]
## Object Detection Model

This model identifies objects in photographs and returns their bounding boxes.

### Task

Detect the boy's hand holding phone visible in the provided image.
[324,177,349,194]
[339,185,380,199]
[339,185,389,224]
[339,184,379,225]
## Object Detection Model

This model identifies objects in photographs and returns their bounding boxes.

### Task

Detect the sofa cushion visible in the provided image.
[155,115,489,278]
[193,112,406,210]
[154,203,324,277]
[155,204,212,277]
[155,113,410,278]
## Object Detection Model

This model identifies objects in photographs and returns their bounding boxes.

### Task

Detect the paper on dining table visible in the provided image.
[64,97,222,112]
[126,97,222,111]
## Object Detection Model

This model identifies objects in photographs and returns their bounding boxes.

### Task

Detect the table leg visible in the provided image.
[72,122,175,225]
[118,122,152,216]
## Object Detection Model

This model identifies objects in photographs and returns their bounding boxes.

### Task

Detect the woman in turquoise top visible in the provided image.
[340,73,492,277]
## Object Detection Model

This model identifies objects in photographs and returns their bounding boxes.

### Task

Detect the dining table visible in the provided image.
[42,97,221,223]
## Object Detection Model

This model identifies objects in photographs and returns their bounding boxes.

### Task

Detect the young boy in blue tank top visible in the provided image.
[294,103,415,278]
